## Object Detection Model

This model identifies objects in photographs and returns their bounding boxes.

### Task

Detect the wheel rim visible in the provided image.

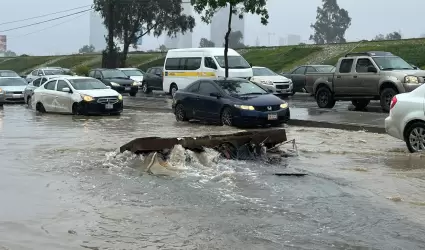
[385,93,393,107]
[222,110,232,125]
[318,91,328,106]
[171,86,177,96]
[409,127,425,151]
[28,97,32,107]
[142,84,147,93]
[176,105,184,120]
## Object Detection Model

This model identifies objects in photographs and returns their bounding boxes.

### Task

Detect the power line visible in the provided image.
[7,12,90,39]
[0,9,92,33]
[0,5,92,26]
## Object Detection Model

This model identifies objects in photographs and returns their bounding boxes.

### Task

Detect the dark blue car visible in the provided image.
[172,78,290,127]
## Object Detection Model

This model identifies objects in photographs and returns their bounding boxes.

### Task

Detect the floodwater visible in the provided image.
[0,105,424,250]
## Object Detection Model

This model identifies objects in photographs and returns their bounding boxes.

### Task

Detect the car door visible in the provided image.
[354,58,380,95]
[27,78,41,97]
[182,81,200,118]
[40,80,57,112]
[196,81,223,119]
[290,66,307,90]
[153,69,163,89]
[54,80,72,113]
[333,58,355,95]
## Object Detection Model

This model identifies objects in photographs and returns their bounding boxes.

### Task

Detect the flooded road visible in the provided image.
[0,105,424,249]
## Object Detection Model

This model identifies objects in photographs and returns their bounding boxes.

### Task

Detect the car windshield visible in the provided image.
[102,70,128,78]
[372,56,414,70]
[0,71,19,77]
[69,79,108,90]
[122,70,144,76]
[253,67,278,76]
[0,78,27,86]
[315,65,336,72]
[215,80,267,95]
[44,69,64,75]
[214,56,251,69]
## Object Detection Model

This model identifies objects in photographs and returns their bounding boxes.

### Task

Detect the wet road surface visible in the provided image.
[0,104,424,249]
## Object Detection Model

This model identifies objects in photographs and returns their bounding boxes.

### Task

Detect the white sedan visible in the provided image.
[33,76,123,115]
[250,66,294,96]
[385,83,425,152]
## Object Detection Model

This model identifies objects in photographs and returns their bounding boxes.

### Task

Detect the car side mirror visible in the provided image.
[106,86,111,89]
[367,66,377,73]
[249,62,252,67]
[267,89,274,93]
[210,92,221,98]
[61,87,71,93]
[38,73,43,76]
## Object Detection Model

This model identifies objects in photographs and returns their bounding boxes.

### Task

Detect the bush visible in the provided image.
[74,65,90,76]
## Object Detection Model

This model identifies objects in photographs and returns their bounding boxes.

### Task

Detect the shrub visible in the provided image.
[74,65,90,76]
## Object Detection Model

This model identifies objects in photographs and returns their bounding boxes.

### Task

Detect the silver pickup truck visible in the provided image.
[305,51,425,112]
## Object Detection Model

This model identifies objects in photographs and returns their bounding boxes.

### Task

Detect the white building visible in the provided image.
[287,34,301,45]
[210,5,245,47]
[89,11,107,51]
[164,2,193,49]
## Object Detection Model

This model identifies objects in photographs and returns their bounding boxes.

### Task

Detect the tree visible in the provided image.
[309,0,351,44]
[373,34,385,40]
[199,38,215,47]
[79,45,95,53]
[385,31,401,40]
[191,0,268,77]
[223,30,245,48]
[159,44,167,52]
[94,0,196,67]
[4,50,16,57]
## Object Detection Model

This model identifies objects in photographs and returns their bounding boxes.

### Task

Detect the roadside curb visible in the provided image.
[124,105,386,133]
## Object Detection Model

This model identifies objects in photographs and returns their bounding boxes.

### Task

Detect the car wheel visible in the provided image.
[175,104,187,121]
[380,88,397,112]
[72,103,82,115]
[221,107,233,126]
[315,87,336,108]
[35,102,46,113]
[129,91,137,97]
[170,83,178,96]
[404,122,425,153]
[27,96,32,108]
[351,99,370,110]
[141,82,151,94]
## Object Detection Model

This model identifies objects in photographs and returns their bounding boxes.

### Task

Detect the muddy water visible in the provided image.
[0,105,424,249]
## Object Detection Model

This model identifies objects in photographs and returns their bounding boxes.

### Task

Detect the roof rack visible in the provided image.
[345,51,394,57]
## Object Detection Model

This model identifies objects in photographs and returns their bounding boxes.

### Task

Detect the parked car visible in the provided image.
[385,83,425,153]
[88,68,139,96]
[139,71,163,94]
[306,51,425,112]
[25,67,65,82]
[281,65,335,93]
[172,78,290,127]
[24,75,69,106]
[33,76,123,115]
[146,66,163,77]
[250,66,293,96]
[117,68,144,87]
[0,70,20,77]
[0,77,28,105]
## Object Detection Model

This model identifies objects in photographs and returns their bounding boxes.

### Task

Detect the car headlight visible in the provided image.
[404,76,419,84]
[234,104,255,110]
[118,94,122,100]
[81,94,94,102]
[110,82,120,86]
[0,88,2,93]
[260,80,274,85]
[132,81,138,86]
[280,103,288,109]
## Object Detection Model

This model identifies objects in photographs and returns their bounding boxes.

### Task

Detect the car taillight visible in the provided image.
[390,96,397,110]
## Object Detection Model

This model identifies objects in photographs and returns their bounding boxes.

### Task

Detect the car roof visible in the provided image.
[117,68,139,70]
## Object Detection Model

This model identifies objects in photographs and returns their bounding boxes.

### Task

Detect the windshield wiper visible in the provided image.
[381,68,396,70]
[240,92,264,95]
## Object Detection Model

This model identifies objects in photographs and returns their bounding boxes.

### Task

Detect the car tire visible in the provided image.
[129,91,137,97]
[221,107,233,126]
[170,83,178,96]
[35,102,46,113]
[141,82,151,94]
[351,99,370,110]
[380,88,397,112]
[404,121,425,153]
[175,104,187,121]
[315,87,336,108]
[72,103,82,115]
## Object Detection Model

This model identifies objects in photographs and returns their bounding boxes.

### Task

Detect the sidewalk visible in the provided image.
[123,97,387,133]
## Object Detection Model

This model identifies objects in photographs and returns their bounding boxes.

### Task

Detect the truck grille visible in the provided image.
[254,105,280,112]
[5,91,23,94]
[97,96,119,104]
[275,85,289,89]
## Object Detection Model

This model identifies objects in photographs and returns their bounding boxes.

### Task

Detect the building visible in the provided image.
[279,37,286,46]
[210,5,245,47]
[164,2,193,49]
[287,34,301,45]
[0,35,6,57]
[89,10,107,51]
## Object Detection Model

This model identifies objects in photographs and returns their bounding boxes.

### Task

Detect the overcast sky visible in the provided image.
[1,0,423,55]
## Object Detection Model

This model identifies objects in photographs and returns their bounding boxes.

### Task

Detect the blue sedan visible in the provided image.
[172,78,290,127]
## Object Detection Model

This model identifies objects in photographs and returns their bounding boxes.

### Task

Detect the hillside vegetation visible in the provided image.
[2,38,425,74]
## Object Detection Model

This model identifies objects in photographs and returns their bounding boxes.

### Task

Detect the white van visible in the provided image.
[162,48,253,95]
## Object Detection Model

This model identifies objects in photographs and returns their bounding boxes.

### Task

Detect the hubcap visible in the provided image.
[142,84,147,92]
[385,93,393,107]
[222,111,232,125]
[171,87,177,96]
[319,91,328,105]
[176,106,184,120]
[409,127,425,151]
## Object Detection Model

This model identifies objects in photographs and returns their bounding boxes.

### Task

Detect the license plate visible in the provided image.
[125,87,131,91]
[105,104,113,109]
[13,94,22,98]
[268,114,278,120]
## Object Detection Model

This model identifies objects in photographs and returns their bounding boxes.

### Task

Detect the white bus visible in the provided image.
[162,47,253,95]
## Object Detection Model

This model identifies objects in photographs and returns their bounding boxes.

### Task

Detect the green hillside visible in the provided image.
[2,38,425,74]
